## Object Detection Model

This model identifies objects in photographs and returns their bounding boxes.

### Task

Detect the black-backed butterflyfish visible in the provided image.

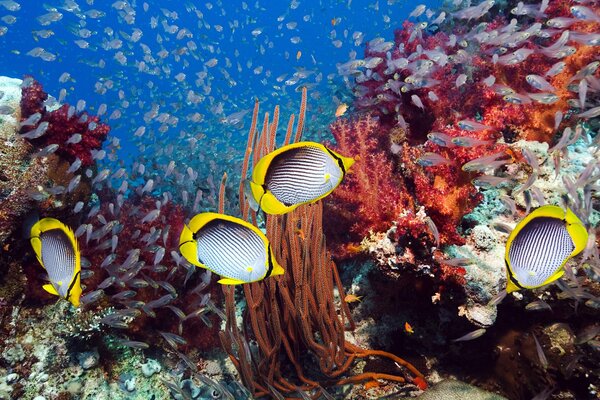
[29,218,82,307]
[245,141,354,214]
[179,212,284,284]
[505,205,588,293]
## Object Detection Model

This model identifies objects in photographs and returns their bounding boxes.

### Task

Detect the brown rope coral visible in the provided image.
[219,88,426,398]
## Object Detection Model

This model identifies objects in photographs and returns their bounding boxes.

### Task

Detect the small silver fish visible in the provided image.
[527,93,560,104]
[451,136,493,147]
[452,328,487,342]
[457,119,494,132]
[417,152,452,167]
[32,143,59,157]
[526,75,555,91]
[427,132,454,147]
[411,94,425,110]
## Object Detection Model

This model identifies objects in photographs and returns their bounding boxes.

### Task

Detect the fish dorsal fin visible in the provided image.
[43,283,59,296]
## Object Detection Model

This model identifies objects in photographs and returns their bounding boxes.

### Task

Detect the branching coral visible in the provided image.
[220,90,426,399]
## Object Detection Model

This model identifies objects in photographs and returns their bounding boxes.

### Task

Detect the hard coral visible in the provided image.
[20,78,110,167]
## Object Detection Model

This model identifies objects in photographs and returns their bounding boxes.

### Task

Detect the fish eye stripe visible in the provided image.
[324,147,346,177]
[66,270,80,299]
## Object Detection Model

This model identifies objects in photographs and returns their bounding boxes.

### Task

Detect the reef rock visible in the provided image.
[413,379,507,400]
[0,76,48,245]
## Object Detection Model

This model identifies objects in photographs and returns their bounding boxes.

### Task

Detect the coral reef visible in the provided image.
[20,78,110,167]
[0,77,48,245]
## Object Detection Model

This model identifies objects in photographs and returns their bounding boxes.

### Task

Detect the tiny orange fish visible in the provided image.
[413,376,428,390]
[405,322,414,334]
[344,293,362,303]
[295,228,305,240]
[331,18,337,26]
[296,50,301,60]
[335,103,348,117]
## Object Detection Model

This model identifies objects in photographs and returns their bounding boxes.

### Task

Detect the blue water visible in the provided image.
[0,0,439,160]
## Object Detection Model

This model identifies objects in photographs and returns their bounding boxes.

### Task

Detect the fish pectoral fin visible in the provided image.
[324,173,331,182]
[42,283,59,296]
[217,278,246,285]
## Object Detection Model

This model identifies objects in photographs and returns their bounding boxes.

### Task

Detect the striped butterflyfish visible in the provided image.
[245,141,355,214]
[179,212,284,285]
[505,205,588,293]
[29,218,82,307]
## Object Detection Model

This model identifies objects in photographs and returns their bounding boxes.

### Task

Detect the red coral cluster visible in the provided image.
[326,2,600,286]
[20,78,110,167]
[325,115,426,258]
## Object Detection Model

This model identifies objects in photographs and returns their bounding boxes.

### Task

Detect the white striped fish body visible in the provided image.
[29,218,82,306]
[505,205,588,292]
[266,146,341,206]
[197,220,267,283]
[247,142,354,214]
[179,213,284,284]
[41,229,77,297]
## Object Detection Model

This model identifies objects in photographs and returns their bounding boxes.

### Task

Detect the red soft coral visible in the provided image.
[20,78,110,167]
[325,115,415,257]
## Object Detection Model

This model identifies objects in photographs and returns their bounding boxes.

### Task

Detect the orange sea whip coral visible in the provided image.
[219,88,426,398]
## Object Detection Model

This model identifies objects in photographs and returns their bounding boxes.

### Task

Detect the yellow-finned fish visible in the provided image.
[29,218,82,307]
[245,141,355,215]
[505,205,588,293]
[179,212,284,285]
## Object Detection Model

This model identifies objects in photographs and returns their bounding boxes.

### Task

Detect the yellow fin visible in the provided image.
[217,278,246,285]
[260,191,297,214]
[271,262,285,277]
[43,283,59,296]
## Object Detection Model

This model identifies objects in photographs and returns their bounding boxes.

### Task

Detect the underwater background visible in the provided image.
[0,0,599,399]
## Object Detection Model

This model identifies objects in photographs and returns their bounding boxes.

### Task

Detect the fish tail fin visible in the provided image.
[271,261,285,277]
[505,279,521,294]
[341,154,355,173]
